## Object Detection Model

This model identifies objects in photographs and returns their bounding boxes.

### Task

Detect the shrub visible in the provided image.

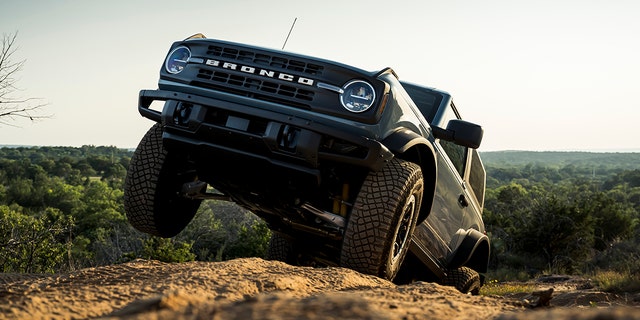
[0,205,73,273]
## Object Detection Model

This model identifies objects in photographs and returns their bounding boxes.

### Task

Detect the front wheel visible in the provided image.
[124,123,202,238]
[340,158,424,281]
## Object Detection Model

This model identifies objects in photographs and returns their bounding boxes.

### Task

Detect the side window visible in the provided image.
[438,103,467,177]
[468,149,486,206]
[440,140,466,177]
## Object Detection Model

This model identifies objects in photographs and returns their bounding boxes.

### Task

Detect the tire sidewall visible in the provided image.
[340,158,424,281]
[124,123,201,237]
[266,232,294,262]
[443,266,482,294]
[385,179,423,278]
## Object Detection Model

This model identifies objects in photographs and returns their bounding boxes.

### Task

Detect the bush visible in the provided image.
[0,205,73,273]
[590,238,640,275]
[140,237,196,263]
[177,200,271,261]
[592,270,640,293]
[224,222,271,260]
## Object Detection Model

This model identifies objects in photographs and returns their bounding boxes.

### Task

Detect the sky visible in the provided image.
[1,0,639,152]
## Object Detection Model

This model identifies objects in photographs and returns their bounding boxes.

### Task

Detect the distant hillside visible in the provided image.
[480,151,640,170]
[0,145,133,161]
[2,146,638,171]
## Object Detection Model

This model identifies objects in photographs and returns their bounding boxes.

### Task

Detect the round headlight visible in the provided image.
[165,46,191,74]
[340,80,376,113]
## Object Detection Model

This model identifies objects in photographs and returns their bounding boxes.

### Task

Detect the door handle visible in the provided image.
[458,194,469,207]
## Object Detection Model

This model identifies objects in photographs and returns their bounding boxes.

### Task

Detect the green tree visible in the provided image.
[140,237,195,263]
[177,204,226,261]
[72,180,125,238]
[0,205,73,273]
[516,194,595,272]
[42,176,83,213]
[223,222,271,260]
[586,192,637,250]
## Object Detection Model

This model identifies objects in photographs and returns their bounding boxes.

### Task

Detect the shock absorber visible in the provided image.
[340,183,349,216]
[332,183,350,216]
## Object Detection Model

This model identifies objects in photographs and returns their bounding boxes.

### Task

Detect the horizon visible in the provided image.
[1,144,639,154]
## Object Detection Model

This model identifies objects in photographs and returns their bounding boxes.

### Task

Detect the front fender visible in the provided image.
[446,229,490,273]
[382,128,431,154]
[382,128,437,225]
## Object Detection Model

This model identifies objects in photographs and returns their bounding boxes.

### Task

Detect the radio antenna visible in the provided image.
[282,17,298,50]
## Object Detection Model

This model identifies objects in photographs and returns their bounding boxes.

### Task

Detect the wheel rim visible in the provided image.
[391,194,416,264]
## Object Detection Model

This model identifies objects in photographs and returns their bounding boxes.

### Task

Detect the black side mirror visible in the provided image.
[432,119,484,149]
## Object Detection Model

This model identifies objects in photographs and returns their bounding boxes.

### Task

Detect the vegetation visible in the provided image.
[479,279,537,296]
[481,151,640,292]
[0,145,269,272]
[475,151,640,295]
[591,270,640,293]
[1,146,638,294]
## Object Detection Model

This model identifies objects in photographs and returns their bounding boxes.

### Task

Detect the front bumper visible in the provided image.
[138,89,393,180]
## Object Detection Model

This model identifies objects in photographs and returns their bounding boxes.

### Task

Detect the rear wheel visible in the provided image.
[443,266,481,295]
[340,158,423,281]
[124,123,202,237]
[266,232,295,262]
[266,232,326,266]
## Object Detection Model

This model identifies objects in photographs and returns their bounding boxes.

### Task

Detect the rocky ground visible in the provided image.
[1,258,639,319]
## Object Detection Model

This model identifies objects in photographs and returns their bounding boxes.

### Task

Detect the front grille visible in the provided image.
[186,44,326,110]
[196,69,314,102]
[206,45,324,76]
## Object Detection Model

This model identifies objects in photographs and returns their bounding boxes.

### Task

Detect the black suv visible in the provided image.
[124,34,490,294]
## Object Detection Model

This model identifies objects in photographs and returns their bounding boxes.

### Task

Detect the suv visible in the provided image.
[124,34,490,294]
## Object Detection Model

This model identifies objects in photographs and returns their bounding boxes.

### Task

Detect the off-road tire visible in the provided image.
[443,266,481,295]
[266,232,323,266]
[124,123,202,238]
[266,232,294,262]
[340,158,423,281]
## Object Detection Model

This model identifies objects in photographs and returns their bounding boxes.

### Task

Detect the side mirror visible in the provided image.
[432,119,483,149]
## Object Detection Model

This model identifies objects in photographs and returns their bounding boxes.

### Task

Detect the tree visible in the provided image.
[0,205,73,273]
[0,31,49,125]
[140,237,195,263]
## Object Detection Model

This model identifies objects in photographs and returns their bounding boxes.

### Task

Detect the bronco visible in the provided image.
[124,33,490,294]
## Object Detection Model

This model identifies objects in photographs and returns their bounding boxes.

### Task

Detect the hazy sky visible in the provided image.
[1,0,639,151]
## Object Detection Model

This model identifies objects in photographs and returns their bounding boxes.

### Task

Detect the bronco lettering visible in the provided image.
[205,59,314,86]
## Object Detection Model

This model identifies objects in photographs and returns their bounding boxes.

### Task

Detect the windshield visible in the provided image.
[400,82,443,123]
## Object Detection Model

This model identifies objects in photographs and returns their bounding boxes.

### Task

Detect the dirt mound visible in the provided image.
[0,258,638,319]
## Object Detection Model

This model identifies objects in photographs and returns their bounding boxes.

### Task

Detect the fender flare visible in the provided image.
[446,229,490,273]
[382,128,432,155]
[382,128,437,223]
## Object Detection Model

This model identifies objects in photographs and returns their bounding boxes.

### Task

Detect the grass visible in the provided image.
[591,270,640,293]
[480,279,537,296]
[479,269,640,296]
[479,268,537,296]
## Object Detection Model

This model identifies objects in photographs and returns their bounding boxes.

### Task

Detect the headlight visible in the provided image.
[340,80,376,113]
[165,46,191,74]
